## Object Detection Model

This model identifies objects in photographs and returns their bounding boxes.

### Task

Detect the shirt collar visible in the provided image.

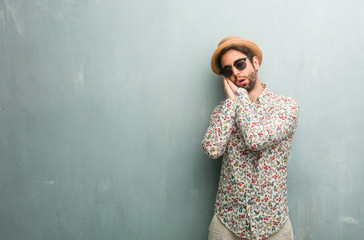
[255,83,270,104]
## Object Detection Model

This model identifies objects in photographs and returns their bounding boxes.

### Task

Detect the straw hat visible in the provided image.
[211,36,263,74]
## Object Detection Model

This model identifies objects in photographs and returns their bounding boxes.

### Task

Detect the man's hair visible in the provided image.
[216,46,255,72]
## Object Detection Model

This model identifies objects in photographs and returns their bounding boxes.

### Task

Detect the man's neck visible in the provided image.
[248,78,264,102]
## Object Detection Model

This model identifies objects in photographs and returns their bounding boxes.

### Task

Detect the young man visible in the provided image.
[202,36,300,240]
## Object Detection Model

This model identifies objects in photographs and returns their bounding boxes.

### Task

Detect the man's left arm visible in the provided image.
[234,88,300,151]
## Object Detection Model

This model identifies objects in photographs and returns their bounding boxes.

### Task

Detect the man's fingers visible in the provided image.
[227,79,238,92]
[222,77,236,101]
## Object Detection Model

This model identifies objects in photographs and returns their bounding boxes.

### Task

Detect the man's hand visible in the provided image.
[222,76,238,101]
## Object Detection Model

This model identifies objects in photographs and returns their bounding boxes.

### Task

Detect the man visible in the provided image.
[201,36,300,240]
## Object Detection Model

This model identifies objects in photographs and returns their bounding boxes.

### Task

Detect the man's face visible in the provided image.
[220,49,259,92]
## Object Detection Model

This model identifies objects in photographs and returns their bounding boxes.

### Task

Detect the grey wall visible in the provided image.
[1,1,363,239]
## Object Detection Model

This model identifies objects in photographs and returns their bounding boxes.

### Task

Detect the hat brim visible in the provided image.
[211,38,263,75]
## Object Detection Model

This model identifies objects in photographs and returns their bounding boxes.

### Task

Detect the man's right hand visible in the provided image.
[222,76,237,101]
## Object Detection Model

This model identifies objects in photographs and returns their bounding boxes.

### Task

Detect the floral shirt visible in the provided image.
[201,84,299,240]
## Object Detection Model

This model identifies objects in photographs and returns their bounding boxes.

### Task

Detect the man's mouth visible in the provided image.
[237,78,247,86]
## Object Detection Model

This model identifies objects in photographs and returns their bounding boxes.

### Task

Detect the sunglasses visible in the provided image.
[220,57,249,78]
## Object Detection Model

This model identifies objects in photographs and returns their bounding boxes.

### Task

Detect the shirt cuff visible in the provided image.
[235,88,251,108]
[235,87,248,96]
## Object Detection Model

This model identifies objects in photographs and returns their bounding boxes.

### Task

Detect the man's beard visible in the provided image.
[237,69,257,92]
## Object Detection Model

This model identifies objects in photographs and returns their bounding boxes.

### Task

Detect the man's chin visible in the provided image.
[240,84,250,90]
[236,83,246,88]
[244,85,256,92]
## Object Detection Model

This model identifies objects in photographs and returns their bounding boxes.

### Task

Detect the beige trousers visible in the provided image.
[208,215,294,240]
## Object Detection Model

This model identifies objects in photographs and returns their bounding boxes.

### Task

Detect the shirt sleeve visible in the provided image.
[234,88,300,151]
[201,98,236,159]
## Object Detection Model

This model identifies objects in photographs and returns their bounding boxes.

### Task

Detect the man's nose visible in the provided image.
[232,66,240,77]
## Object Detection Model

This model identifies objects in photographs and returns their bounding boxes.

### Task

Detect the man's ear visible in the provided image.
[252,56,260,70]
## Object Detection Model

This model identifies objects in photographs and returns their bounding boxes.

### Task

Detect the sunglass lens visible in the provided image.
[235,59,247,71]
[222,68,233,78]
